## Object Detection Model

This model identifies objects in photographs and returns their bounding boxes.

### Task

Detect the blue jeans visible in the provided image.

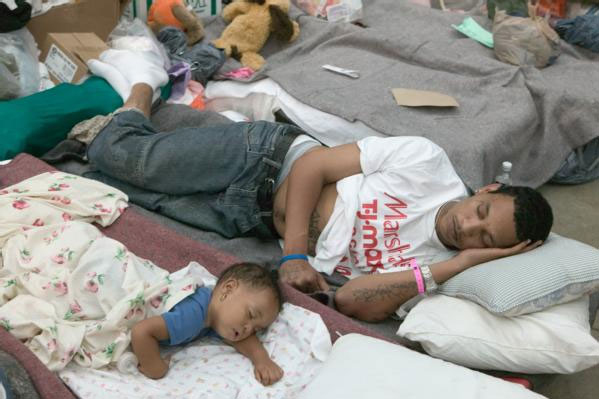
[87,109,301,238]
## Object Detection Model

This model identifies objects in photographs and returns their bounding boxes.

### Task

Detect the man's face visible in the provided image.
[211,279,280,342]
[437,189,519,250]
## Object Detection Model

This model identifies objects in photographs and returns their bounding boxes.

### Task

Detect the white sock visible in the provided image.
[87,59,131,102]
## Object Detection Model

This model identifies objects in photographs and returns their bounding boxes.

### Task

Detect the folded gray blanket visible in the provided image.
[204,0,599,189]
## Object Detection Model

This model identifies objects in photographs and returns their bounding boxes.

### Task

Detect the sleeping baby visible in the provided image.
[131,262,284,385]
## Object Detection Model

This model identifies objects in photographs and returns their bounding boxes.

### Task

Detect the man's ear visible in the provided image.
[475,183,502,195]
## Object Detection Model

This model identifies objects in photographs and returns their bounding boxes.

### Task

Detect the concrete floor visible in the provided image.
[535,180,599,399]
[539,181,599,249]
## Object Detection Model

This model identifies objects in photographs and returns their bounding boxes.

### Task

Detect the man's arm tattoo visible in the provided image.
[307,210,321,256]
[352,282,416,303]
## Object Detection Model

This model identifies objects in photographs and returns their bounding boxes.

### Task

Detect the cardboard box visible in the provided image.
[27,0,127,48]
[41,33,109,84]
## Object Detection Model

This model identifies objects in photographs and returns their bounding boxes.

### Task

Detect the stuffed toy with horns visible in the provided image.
[212,0,300,71]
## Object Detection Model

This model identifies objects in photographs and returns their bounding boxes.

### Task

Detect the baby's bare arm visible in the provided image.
[229,334,284,386]
[131,316,171,379]
[230,334,269,362]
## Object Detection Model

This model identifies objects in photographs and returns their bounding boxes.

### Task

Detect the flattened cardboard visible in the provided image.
[391,88,459,107]
[41,32,108,84]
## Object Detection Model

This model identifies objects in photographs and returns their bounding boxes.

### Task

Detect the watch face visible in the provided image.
[420,265,438,292]
[421,266,432,278]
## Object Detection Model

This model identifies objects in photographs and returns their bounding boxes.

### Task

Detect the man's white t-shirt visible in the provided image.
[313,136,468,279]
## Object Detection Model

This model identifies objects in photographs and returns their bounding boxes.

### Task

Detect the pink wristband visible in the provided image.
[411,259,425,295]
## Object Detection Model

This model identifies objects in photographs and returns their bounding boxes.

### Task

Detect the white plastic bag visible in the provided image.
[0,49,20,100]
[0,28,40,97]
[108,18,171,69]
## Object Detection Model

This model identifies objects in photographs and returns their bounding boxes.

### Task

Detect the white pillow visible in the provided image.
[438,233,599,316]
[298,333,546,399]
[398,295,599,374]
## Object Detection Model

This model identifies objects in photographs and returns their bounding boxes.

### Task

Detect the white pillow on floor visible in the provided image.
[298,333,545,399]
[398,295,599,374]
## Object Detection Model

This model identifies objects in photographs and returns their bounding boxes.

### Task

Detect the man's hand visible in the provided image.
[253,358,284,386]
[457,239,543,270]
[279,259,329,293]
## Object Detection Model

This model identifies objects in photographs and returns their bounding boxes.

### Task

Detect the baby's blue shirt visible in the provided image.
[160,286,219,346]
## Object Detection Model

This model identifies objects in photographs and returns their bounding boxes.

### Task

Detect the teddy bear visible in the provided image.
[147,0,204,45]
[212,0,300,71]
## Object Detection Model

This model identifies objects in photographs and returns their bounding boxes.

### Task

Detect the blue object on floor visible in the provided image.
[0,366,15,399]
[555,6,599,53]
[551,136,599,184]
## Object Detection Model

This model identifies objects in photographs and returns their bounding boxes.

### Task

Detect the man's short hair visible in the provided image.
[490,185,553,243]
[216,262,283,309]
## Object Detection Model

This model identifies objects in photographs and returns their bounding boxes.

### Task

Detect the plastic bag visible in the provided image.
[492,3,560,68]
[108,18,171,69]
[0,27,40,97]
[0,49,20,100]
[293,0,363,22]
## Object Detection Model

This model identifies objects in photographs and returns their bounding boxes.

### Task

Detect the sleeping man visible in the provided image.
[78,49,553,322]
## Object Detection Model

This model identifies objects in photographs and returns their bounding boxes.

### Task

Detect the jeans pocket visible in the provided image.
[218,185,260,234]
[245,121,279,155]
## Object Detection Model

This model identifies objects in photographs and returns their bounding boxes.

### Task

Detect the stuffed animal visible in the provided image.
[147,0,204,45]
[212,0,300,71]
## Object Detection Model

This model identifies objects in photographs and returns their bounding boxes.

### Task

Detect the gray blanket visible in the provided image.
[204,0,599,189]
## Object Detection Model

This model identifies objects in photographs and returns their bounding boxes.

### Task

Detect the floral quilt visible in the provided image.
[0,172,198,371]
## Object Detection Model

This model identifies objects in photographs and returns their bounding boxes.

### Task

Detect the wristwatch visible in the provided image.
[419,264,438,294]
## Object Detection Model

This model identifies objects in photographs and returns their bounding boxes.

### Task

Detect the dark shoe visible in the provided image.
[308,290,336,309]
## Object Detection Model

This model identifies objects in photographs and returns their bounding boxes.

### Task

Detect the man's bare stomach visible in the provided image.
[273,180,338,256]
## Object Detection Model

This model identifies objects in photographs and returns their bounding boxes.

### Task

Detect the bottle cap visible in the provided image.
[502,161,512,172]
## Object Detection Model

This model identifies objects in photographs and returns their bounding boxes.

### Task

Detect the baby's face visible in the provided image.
[212,280,280,342]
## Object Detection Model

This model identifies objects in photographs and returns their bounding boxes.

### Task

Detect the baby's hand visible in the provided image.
[253,358,284,386]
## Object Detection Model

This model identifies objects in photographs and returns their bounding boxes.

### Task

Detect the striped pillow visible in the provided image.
[439,233,599,316]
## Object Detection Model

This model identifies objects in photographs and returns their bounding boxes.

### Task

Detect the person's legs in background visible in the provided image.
[87,83,301,238]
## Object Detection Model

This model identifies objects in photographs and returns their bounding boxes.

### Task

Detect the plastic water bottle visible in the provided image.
[495,161,513,186]
[117,352,139,374]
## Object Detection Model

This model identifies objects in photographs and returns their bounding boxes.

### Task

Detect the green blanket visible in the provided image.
[0,77,122,161]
